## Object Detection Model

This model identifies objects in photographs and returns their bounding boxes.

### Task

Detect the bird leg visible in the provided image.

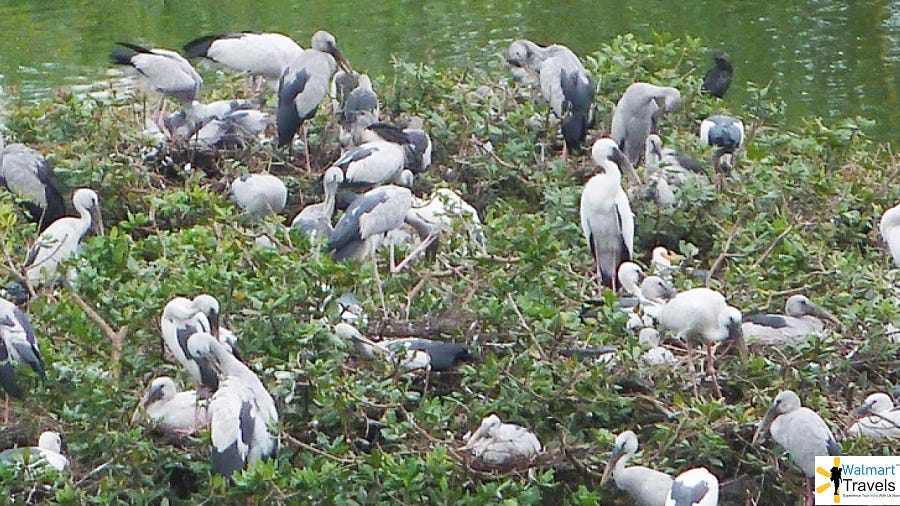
[302,124,313,172]
[706,343,723,398]
[683,343,700,397]
[805,477,814,506]
[372,260,388,319]
[3,394,9,426]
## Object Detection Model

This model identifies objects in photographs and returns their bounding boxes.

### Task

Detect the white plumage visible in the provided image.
[208,375,276,477]
[161,297,220,390]
[184,32,303,83]
[136,376,209,433]
[0,431,68,472]
[600,430,674,506]
[24,188,103,288]
[230,174,287,217]
[742,295,839,345]
[665,467,719,506]
[848,392,900,440]
[880,202,900,267]
[462,414,541,468]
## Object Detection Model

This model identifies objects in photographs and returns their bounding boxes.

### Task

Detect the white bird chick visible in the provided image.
[463,414,541,468]
[848,392,900,440]
[230,174,287,216]
[135,376,209,434]
[639,328,676,366]
[0,431,69,472]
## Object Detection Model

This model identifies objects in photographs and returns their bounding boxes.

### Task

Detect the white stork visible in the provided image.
[462,414,541,469]
[0,296,45,424]
[600,430,674,506]
[0,431,68,472]
[610,83,681,167]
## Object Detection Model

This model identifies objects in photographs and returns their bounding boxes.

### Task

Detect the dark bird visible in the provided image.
[0,133,66,231]
[701,50,733,99]
[0,296,45,424]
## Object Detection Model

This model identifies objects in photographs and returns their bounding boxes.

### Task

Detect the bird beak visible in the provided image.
[729,320,748,366]
[662,283,678,300]
[811,303,842,330]
[207,311,220,341]
[143,384,164,407]
[614,150,641,186]
[463,423,490,449]
[753,406,777,444]
[333,49,353,75]
[636,270,647,283]
[855,403,873,417]
[90,205,105,236]
[600,446,624,486]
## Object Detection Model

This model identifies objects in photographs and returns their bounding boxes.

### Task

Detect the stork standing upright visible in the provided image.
[580,138,638,293]
[110,43,202,134]
[610,83,682,167]
[339,73,380,147]
[277,31,352,168]
[183,31,303,95]
[0,297,44,424]
[24,188,103,289]
[754,390,840,506]
[600,430,674,506]
[0,133,66,231]
[657,288,746,397]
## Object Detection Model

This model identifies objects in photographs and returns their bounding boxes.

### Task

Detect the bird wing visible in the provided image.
[365,123,412,144]
[276,67,310,146]
[333,145,379,169]
[3,308,44,375]
[742,314,788,328]
[210,385,253,477]
[538,56,565,116]
[614,191,635,259]
[0,337,23,398]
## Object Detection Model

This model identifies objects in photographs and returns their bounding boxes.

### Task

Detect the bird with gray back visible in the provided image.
[0,297,44,424]
[208,375,276,478]
[611,83,681,167]
[742,295,840,345]
[0,133,66,231]
[700,115,744,172]
[291,166,343,239]
[339,73,380,147]
[665,467,718,506]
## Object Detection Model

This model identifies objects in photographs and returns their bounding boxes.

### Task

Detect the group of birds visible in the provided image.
[0,26,896,506]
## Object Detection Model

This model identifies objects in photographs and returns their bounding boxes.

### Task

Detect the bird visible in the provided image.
[276,31,352,168]
[0,431,68,472]
[191,294,240,357]
[161,297,221,392]
[110,43,202,134]
[754,390,840,506]
[650,246,679,279]
[507,40,594,156]
[338,73,380,148]
[644,134,664,173]
[230,174,287,217]
[0,133,66,231]
[699,115,744,172]
[637,275,677,321]
[701,50,733,99]
[207,375,276,478]
[186,332,277,425]
[189,109,272,148]
[600,430,674,506]
[462,414,541,469]
[611,83,682,167]
[335,323,471,372]
[639,328,676,367]
[0,297,44,424]
[24,188,103,289]
[291,167,343,239]
[658,288,746,397]
[183,32,303,95]
[742,295,840,345]
[580,138,637,293]
[330,141,412,189]
[328,185,440,272]
[847,392,900,440]
[666,467,719,506]
[879,202,900,267]
[617,262,646,299]
[134,376,209,434]
[410,188,485,252]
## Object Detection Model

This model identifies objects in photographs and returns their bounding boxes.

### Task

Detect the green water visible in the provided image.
[0,0,897,141]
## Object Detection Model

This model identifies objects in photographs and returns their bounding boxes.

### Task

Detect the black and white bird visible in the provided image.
[161,297,221,391]
[192,294,240,357]
[462,414,541,469]
[665,467,719,506]
[580,138,637,293]
[742,295,840,345]
[328,185,440,271]
[699,115,744,172]
[507,40,595,156]
[24,188,103,289]
[701,50,733,99]
[230,174,287,217]
[0,431,68,472]
[600,430,674,506]
[190,109,273,148]
[134,376,209,434]
[754,390,840,506]
[335,323,471,372]
[610,83,682,166]
[291,166,343,238]
[879,202,900,267]
[276,31,352,167]
[0,134,66,231]
[338,73,380,148]
[183,32,303,95]
[206,375,277,478]
[353,121,432,174]
[0,297,44,424]
[848,392,900,440]
[110,43,202,133]
[658,288,746,398]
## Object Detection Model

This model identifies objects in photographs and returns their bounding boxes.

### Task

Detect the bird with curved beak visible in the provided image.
[753,390,840,506]
[600,430,673,506]
[462,414,541,469]
[742,295,841,345]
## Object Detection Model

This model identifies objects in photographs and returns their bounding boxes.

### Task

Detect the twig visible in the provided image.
[506,293,547,361]
[751,224,794,269]
[67,291,127,383]
[75,459,114,486]
[283,432,356,465]
[705,221,741,286]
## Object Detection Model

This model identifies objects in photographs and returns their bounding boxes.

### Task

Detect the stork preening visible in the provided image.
[328,185,440,272]
[277,31,352,168]
[507,40,595,156]
[700,115,744,172]
[658,288,746,397]
[0,297,44,424]
[611,83,682,166]
[110,43,202,134]
[600,430,674,506]
[847,392,900,440]
[666,467,719,506]
[742,295,840,345]
[580,138,637,293]
[754,390,840,506]
[183,31,303,95]
[880,202,900,267]
[0,134,66,231]
[0,431,68,472]
[230,174,287,217]
[701,50,733,99]
[462,414,541,469]
[24,188,103,289]
[134,376,210,434]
